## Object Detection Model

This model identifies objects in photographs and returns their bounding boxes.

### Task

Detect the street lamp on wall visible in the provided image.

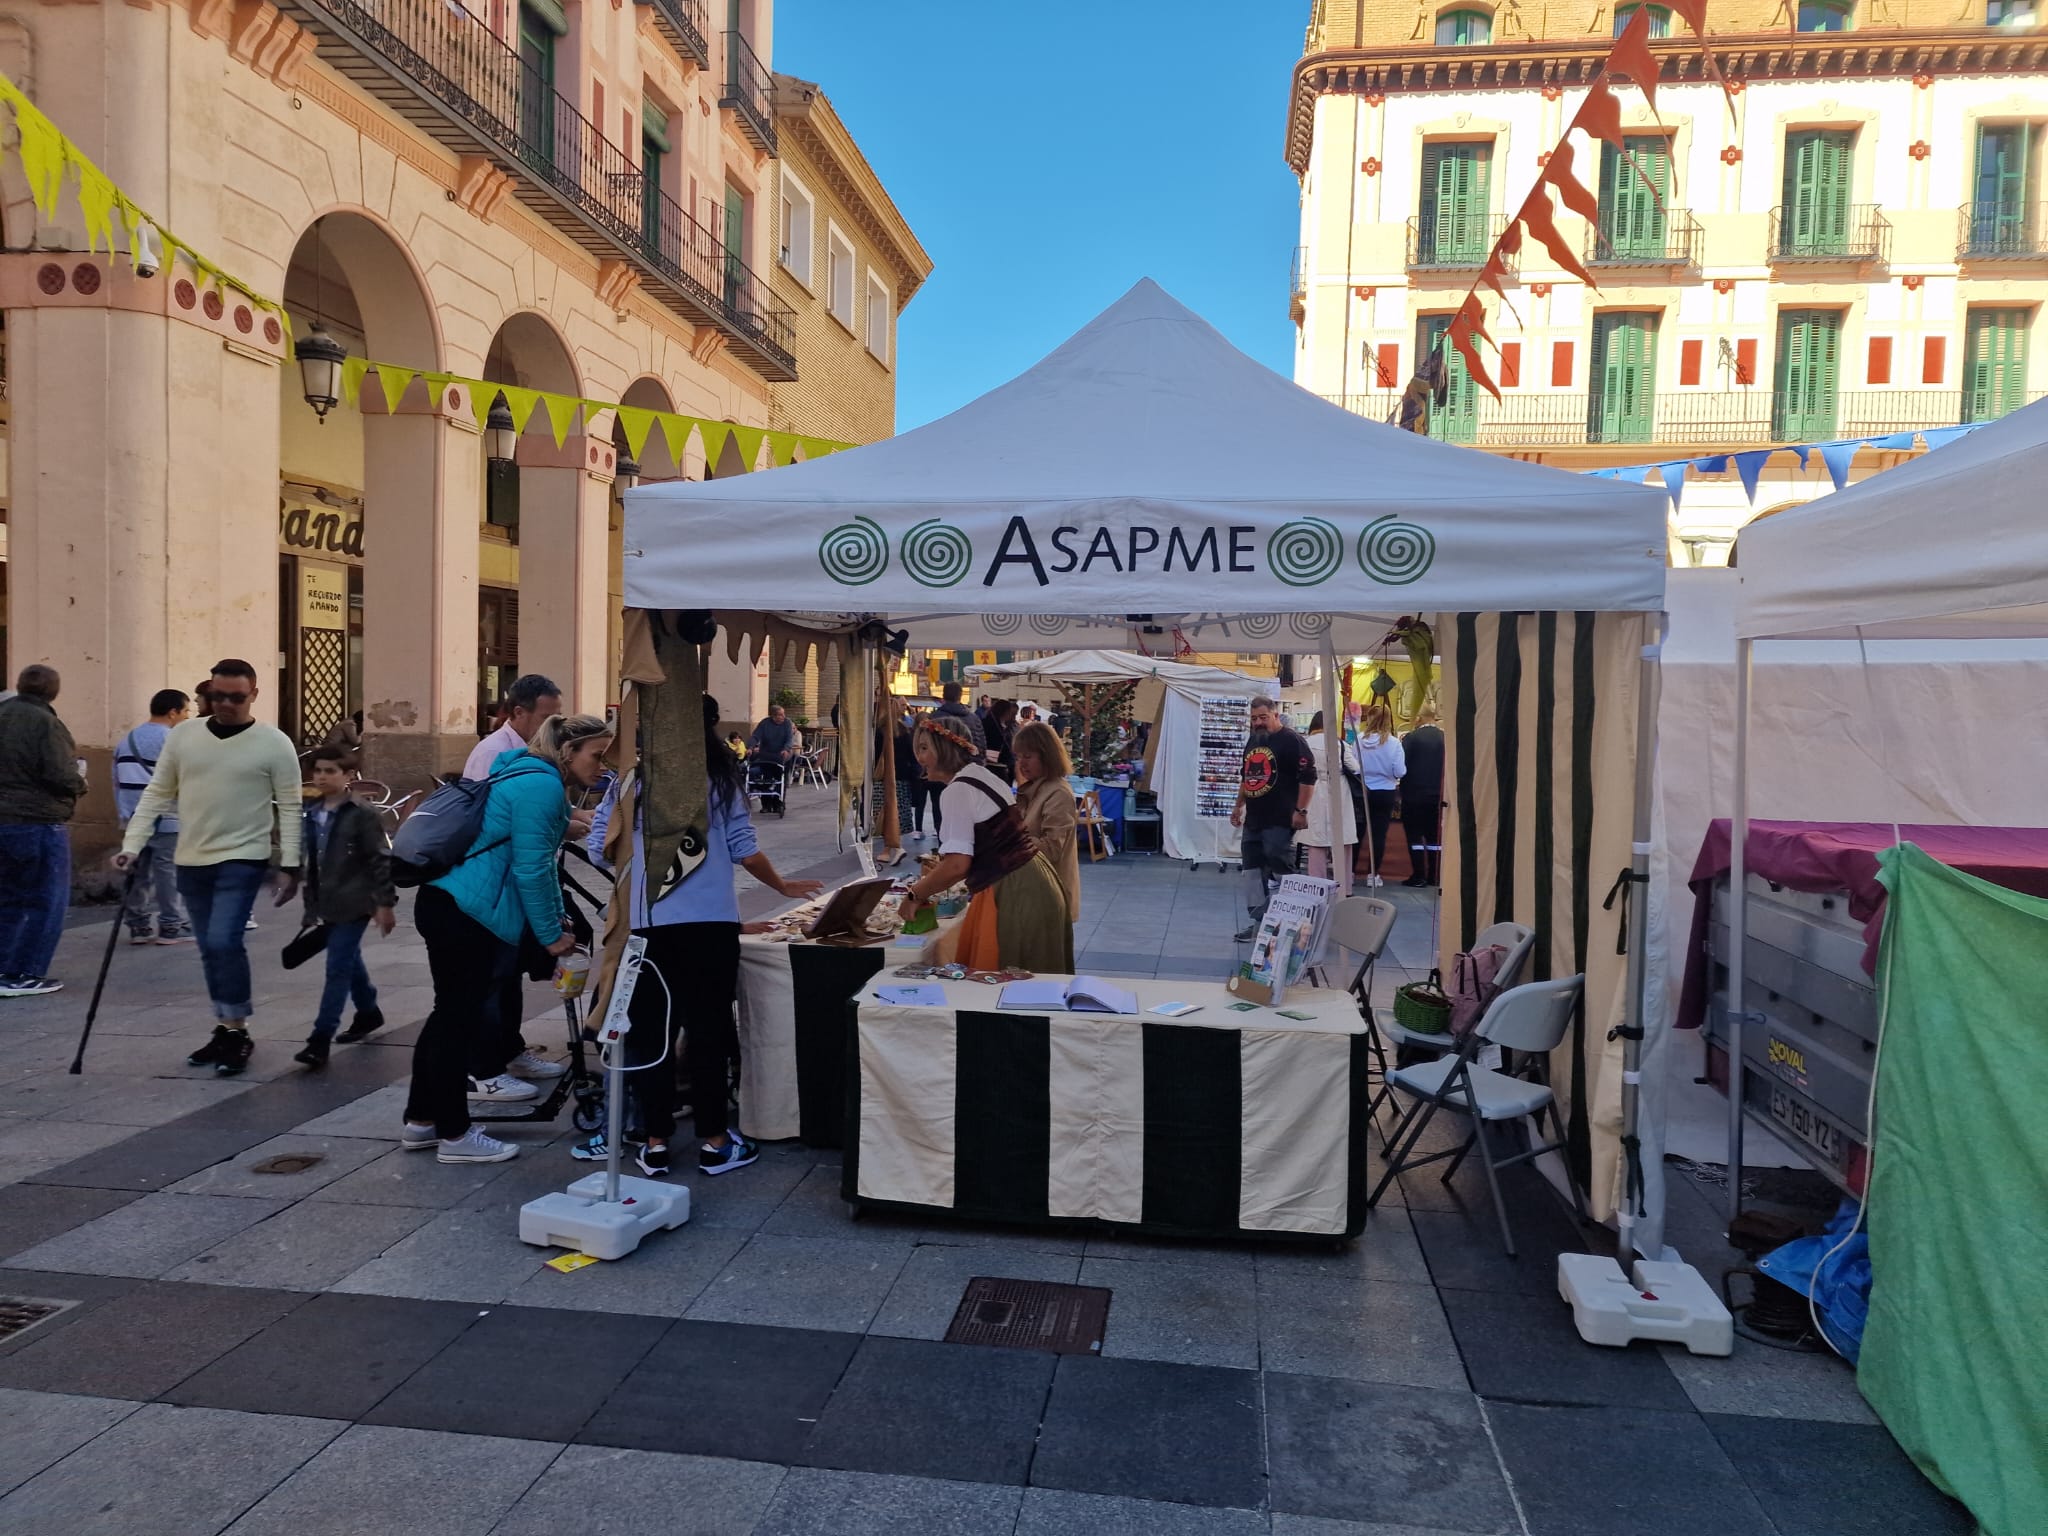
[614,448,639,492]
[485,393,518,465]
[294,324,347,423]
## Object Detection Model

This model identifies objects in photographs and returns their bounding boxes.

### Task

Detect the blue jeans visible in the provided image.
[0,823,71,980]
[312,918,378,1041]
[176,859,269,1022]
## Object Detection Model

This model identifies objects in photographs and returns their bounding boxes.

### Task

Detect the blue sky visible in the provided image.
[772,1,1306,429]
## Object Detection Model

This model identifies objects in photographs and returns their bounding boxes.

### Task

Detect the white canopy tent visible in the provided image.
[964,648,1275,862]
[1721,397,2048,1221]
[625,279,1673,1245]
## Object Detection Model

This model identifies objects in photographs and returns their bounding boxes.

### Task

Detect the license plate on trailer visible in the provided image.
[1767,1085,1843,1166]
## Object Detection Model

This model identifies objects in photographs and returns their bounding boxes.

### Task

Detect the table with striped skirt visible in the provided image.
[845,976,1372,1241]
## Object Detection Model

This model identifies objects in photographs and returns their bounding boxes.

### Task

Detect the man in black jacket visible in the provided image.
[0,666,86,996]
[1401,711,1446,887]
[1230,696,1317,942]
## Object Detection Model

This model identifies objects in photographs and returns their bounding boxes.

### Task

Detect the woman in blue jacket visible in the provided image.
[401,713,613,1163]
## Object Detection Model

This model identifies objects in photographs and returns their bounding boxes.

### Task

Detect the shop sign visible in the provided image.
[299,561,348,631]
[281,504,364,560]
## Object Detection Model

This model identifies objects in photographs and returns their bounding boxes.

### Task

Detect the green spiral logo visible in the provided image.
[901,519,972,588]
[1357,516,1435,586]
[1267,517,1344,587]
[819,517,889,585]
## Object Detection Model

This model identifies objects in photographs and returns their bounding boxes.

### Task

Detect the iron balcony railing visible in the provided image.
[1957,200,2048,259]
[1585,208,1703,269]
[1407,212,1512,271]
[1767,203,1891,263]
[719,29,776,153]
[1290,245,1307,297]
[1319,387,2044,448]
[278,0,795,379]
[637,0,708,69]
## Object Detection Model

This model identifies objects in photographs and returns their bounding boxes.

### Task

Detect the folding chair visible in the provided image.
[1077,790,1116,861]
[791,749,829,789]
[1315,895,1397,1084]
[1365,974,1588,1256]
[1364,920,1535,1139]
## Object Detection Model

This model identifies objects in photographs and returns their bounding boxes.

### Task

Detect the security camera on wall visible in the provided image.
[132,222,163,279]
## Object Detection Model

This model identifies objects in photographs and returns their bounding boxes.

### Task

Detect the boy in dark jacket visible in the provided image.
[293,748,396,1068]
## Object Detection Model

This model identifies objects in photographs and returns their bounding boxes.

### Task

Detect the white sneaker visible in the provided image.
[399,1122,439,1152]
[505,1048,568,1080]
[466,1073,540,1102]
[437,1127,518,1163]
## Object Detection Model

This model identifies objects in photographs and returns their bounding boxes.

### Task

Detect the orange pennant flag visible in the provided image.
[1516,184,1600,288]
[1447,314,1501,402]
[1456,293,1494,349]
[1573,78,1627,151]
[1606,5,1659,115]
[1544,138,1603,224]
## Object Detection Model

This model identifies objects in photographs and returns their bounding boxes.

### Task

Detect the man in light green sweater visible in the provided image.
[117,659,303,1076]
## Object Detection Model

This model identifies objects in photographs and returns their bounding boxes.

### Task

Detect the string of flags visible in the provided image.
[339,357,853,470]
[1582,421,1992,506]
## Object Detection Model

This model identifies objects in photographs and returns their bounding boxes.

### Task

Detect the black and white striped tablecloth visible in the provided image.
[844,978,1372,1241]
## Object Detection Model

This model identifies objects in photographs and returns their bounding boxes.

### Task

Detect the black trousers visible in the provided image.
[626,921,742,1142]
[409,886,500,1139]
[1364,788,1399,874]
[918,779,945,835]
[468,952,527,1079]
[1403,796,1443,882]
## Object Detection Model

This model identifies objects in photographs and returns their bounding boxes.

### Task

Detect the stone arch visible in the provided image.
[618,374,677,476]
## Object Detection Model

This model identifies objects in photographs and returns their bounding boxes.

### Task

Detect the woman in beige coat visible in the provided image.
[1011,721,1082,924]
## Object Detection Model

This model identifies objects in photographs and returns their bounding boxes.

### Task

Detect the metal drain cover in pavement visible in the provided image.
[0,1296,77,1345]
[252,1154,324,1175]
[944,1277,1111,1355]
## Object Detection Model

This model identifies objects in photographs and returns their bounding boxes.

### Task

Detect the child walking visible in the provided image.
[293,748,396,1068]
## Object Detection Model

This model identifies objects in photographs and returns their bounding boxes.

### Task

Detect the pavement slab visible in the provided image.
[1256,1272,1467,1390]
[488,1444,788,1536]
[0,1386,140,1498]
[868,1241,1083,1342]
[1080,1253,1260,1370]
[1704,1412,1976,1536]
[0,1182,142,1261]
[1032,1354,1265,1511]
[750,1466,1025,1536]
[329,1205,555,1303]
[0,1277,307,1399]
[162,1198,433,1290]
[685,1232,913,1333]
[6,1190,290,1279]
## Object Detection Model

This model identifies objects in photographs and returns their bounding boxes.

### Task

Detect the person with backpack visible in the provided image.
[290,747,396,1069]
[114,688,192,945]
[398,713,613,1164]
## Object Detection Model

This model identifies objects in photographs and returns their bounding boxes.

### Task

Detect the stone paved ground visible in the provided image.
[0,779,1975,1534]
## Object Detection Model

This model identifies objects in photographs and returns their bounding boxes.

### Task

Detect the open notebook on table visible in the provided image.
[997,976,1140,1016]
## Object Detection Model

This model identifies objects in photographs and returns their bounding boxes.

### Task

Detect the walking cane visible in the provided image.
[69,865,140,1075]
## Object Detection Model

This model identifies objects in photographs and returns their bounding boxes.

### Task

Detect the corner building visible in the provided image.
[0,0,919,851]
[1289,0,2047,564]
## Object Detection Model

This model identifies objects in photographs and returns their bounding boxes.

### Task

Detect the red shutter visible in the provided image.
[1375,344,1399,388]
[594,80,605,137]
[624,110,636,155]
[1735,338,1758,386]
[1551,340,1574,387]
[1499,342,1521,387]
[1679,339,1703,386]
[1867,336,1893,385]
[1922,335,1946,384]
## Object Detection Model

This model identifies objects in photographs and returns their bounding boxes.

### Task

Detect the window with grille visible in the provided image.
[1797,0,1852,30]
[1614,5,1671,35]
[1781,129,1855,256]
[1597,135,1672,258]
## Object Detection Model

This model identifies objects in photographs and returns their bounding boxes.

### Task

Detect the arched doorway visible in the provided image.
[279,213,446,779]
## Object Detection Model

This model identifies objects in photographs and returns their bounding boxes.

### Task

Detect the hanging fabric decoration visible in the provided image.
[1605,7,1662,114]
[1660,462,1688,509]
[696,419,732,469]
[1818,439,1862,492]
[729,424,767,472]
[541,390,581,448]
[342,356,372,410]
[375,366,417,417]
[500,386,544,438]
[1734,450,1772,502]
[616,406,658,462]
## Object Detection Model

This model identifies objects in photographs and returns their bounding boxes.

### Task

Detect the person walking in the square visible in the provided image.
[114,688,192,945]
[0,666,87,997]
[1230,696,1316,942]
[116,659,303,1076]
[291,747,395,1069]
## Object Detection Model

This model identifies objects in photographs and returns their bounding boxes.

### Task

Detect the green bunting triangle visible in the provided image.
[541,391,580,447]
[342,356,371,410]
[616,406,657,462]
[659,413,693,472]
[376,365,417,416]
[769,432,800,467]
[499,387,543,438]
[729,424,766,472]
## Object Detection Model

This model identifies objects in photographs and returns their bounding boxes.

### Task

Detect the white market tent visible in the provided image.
[625,278,1674,1241]
[964,648,1276,862]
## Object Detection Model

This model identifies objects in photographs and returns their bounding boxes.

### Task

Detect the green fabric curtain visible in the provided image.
[1862,843,2048,1536]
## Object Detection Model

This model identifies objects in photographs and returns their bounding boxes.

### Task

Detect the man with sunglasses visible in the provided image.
[116,659,303,1075]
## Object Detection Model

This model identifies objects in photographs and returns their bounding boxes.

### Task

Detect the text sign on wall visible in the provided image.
[299,561,347,631]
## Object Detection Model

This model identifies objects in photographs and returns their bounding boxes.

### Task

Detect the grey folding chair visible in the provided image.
[1364,974,1588,1257]
[1314,896,1398,1086]
[1364,919,1535,1140]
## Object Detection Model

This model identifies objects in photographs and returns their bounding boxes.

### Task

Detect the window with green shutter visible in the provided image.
[1417,315,1479,444]
[1597,135,1671,259]
[1963,309,2031,422]
[1971,125,2034,255]
[1420,142,1492,264]
[518,2,562,169]
[1773,310,1843,440]
[1781,130,1854,257]
[1589,312,1659,443]
[1434,9,1493,44]
[1614,5,1672,36]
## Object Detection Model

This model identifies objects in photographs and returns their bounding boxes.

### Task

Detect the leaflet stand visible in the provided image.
[519,938,690,1260]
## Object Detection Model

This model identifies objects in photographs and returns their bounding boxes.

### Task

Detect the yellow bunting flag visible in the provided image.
[729,424,766,472]
[499,386,543,438]
[375,366,417,417]
[769,432,800,468]
[342,356,372,410]
[616,406,658,462]
[696,418,731,471]
[658,413,694,472]
[541,391,581,448]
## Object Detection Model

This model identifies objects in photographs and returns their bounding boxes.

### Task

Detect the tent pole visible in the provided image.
[1726,636,1753,1226]
[875,659,901,857]
[1616,617,1664,1263]
[1317,627,1349,896]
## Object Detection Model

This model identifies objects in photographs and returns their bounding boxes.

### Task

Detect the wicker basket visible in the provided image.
[1393,979,1452,1035]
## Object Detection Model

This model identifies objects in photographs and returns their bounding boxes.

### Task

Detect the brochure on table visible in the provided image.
[1228,874,1336,1008]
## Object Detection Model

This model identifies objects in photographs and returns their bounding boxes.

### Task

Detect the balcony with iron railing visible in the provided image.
[277,0,795,379]
[1407,212,1512,271]
[719,29,776,154]
[1957,201,2048,260]
[1290,245,1307,298]
[637,0,709,69]
[1585,209,1703,271]
[1767,203,1891,264]
[1318,387,2044,448]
